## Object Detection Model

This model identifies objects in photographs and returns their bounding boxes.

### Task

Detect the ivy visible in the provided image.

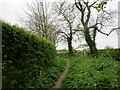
[94,0,112,12]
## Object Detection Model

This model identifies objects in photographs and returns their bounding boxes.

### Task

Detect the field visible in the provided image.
[57,50,120,88]
[2,48,120,88]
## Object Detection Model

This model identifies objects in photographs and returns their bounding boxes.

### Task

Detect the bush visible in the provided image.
[98,49,120,61]
[2,21,56,88]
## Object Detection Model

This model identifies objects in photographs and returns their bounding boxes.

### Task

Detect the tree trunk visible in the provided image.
[84,29,98,55]
[67,37,73,54]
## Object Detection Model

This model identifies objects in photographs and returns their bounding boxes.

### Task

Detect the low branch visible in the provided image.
[97,27,120,36]
[97,29,109,36]
[108,27,120,35]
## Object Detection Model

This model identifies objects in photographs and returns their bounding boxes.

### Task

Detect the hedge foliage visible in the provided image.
[2,21,57,88]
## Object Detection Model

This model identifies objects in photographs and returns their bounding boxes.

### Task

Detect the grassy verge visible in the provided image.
[61,55,120,88]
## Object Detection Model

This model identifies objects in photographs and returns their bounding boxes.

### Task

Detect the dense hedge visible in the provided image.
[2,21,57,88]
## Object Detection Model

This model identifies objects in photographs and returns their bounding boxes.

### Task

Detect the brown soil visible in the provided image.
[51,59,70,89]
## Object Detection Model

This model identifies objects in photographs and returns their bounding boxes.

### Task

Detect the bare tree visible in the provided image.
[53,1,81,54]
[74,0,119,55]
[21,0,59,44]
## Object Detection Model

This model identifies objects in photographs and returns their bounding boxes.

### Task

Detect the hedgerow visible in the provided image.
[2,21,58,88]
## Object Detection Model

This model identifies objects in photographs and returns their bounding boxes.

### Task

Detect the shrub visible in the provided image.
[2,21,56,88]
[98,49,120,61]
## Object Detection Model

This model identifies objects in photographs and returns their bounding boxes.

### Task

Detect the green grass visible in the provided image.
[2,56,67,88]
[60,55,120,88]
[57,51,68,55]
[3,49,120,88]
[25,56,67,88]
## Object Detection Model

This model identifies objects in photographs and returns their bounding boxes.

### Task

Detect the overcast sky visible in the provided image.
[0,0,120,50]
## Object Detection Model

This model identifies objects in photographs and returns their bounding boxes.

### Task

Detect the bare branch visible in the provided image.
[73,29,83,32]
[97,27,120,36]
[108,27,120,35]
[75,0,85,26]
[89,0,99,7]
[97,29,109,36]
[85,2,91,25]
[57,30,69,38]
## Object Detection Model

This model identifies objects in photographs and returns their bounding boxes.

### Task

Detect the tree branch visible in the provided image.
[97,29,109,36]
[85,2,91,25]
[58,30,69,38]
[75,0,85,26]
[75,0,82,11]
[89,0,99,7]
[97,27,120,36]
[73,29,83,32]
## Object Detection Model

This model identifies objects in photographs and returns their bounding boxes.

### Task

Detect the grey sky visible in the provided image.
[0,0,119,49]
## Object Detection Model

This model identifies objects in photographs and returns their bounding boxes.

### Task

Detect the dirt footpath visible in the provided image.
[51,59,70,89]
